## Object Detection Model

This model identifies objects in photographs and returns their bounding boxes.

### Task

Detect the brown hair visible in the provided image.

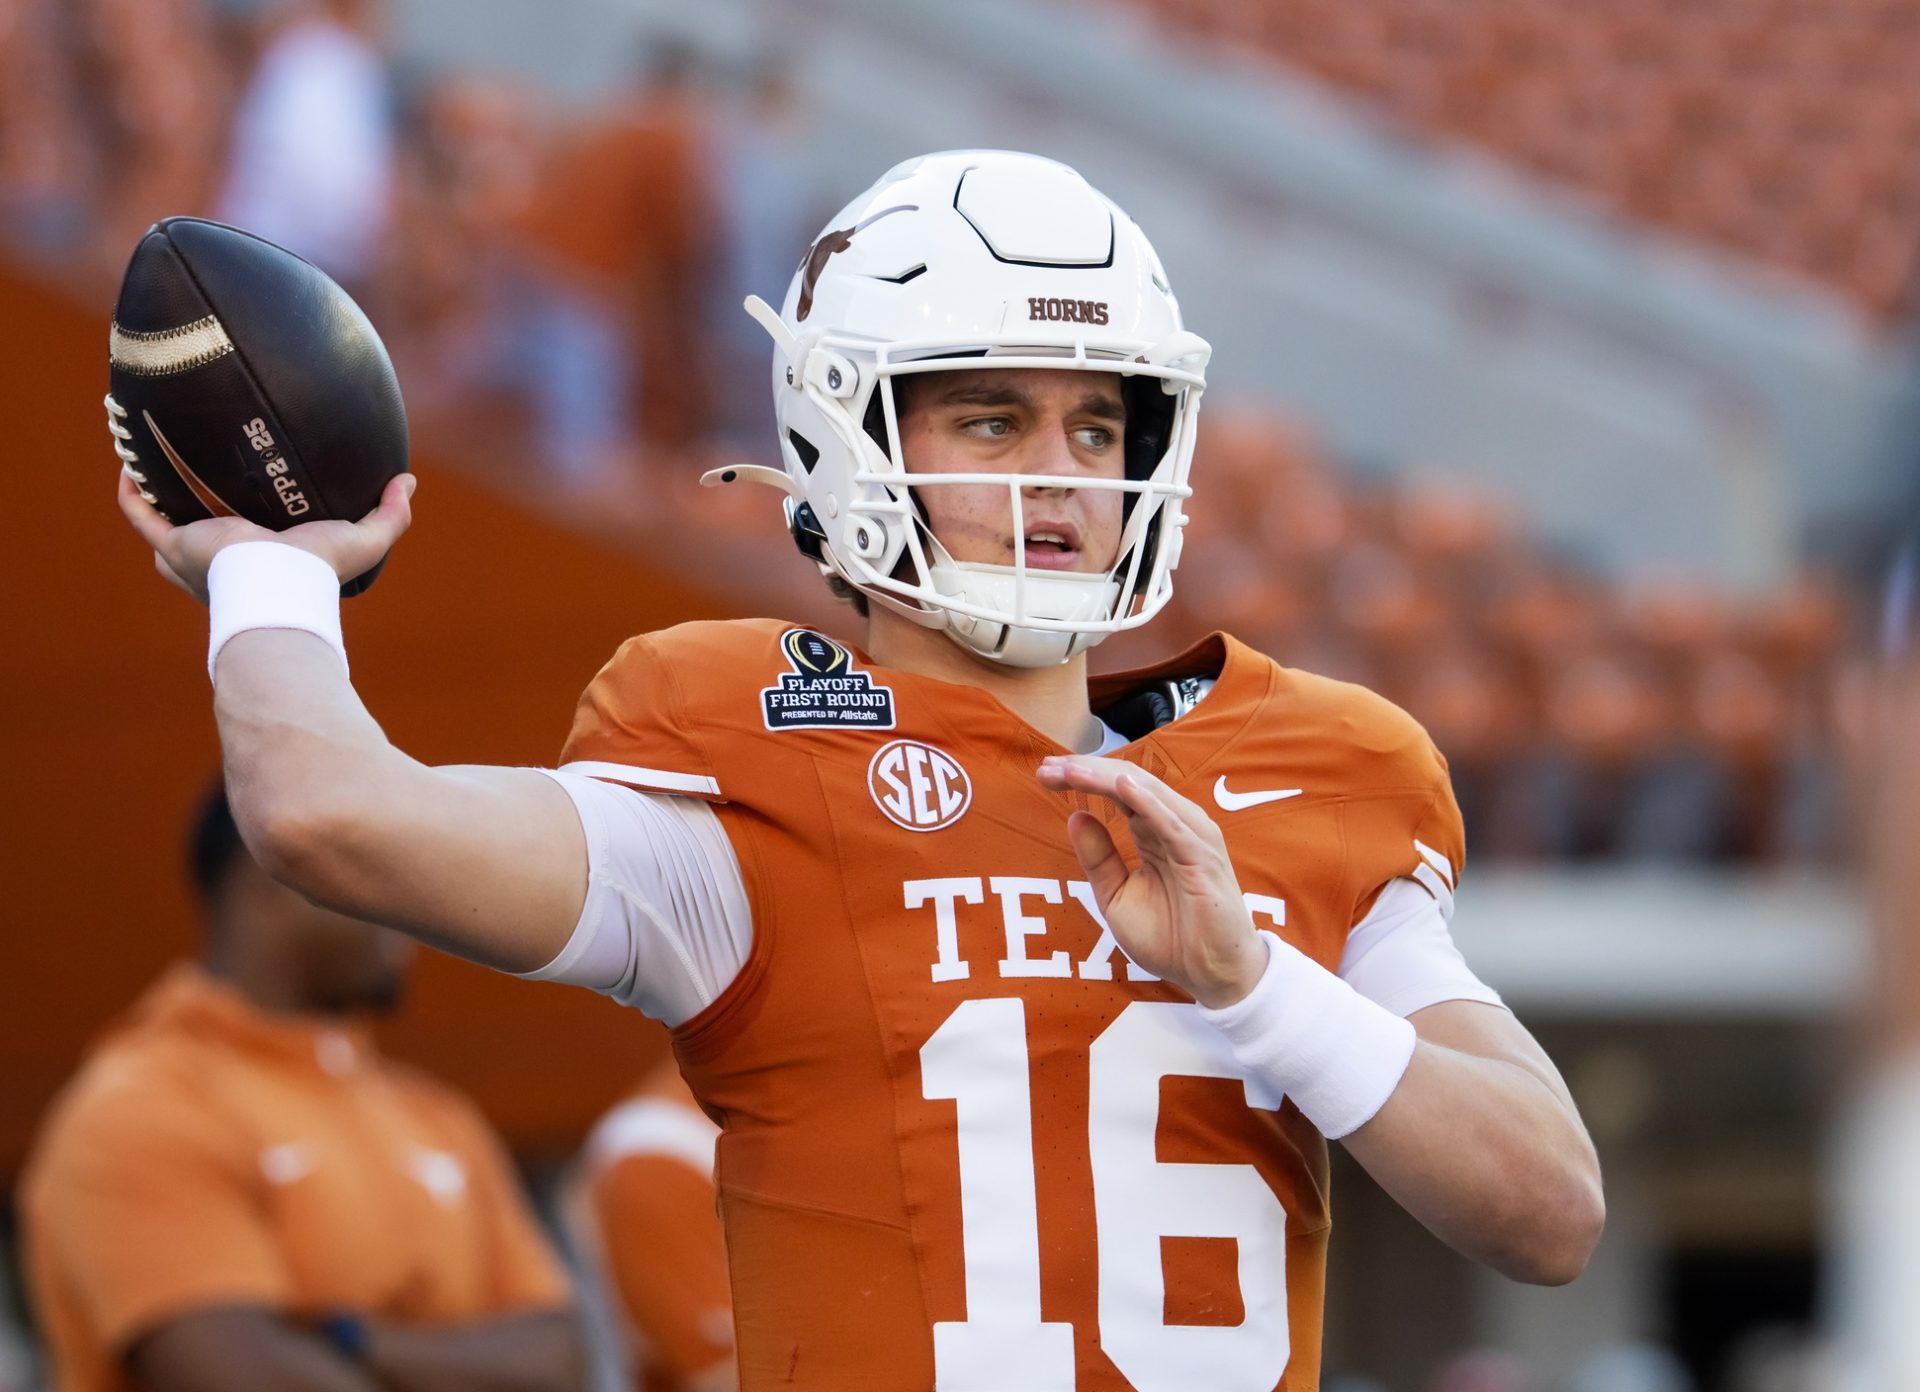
[825,573,870,617]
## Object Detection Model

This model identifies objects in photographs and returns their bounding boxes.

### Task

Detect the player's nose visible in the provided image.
[1016,420,1083,493]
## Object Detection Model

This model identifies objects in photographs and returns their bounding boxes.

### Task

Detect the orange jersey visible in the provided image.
[561,619,1463,1392]
[21,967,570,1392]
[575,1061,733,1392]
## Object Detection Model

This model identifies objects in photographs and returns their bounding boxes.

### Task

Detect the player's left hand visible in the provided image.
[1036,755,1267,1009]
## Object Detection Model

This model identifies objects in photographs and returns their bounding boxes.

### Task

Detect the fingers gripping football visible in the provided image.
[118,469,417,605]
[1035,756,1268,1009]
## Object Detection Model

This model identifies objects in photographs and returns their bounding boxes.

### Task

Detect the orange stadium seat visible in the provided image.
[1,0,1864,871]
[1115,0,1920,318]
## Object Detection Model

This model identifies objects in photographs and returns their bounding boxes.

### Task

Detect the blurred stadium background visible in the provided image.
[2,0,1916,1387]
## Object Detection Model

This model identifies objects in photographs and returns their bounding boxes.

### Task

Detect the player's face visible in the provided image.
[895,368,1127,574]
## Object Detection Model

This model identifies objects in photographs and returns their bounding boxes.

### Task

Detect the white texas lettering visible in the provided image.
[903,876,1289,986]
[991,876,1072,979]
[904,877,982,982]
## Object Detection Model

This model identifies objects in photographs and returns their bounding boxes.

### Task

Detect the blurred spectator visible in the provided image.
[707,60,815,446]
[0,0,95,255]
[568,1058,732,1392]
[71,0,230,264]
[19,782,583,1392]
[381,75,546,414]
[217,0,394,285]
[514,41,720,488]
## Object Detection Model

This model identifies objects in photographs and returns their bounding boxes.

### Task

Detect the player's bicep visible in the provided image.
[315,762,587,974]
[1409,999,1578,1114]
[317,757,749,1013]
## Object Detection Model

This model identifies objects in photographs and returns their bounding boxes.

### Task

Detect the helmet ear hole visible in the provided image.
[787,430,822,473]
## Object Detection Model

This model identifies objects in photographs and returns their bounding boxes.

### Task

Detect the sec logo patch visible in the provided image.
[868,740,972,832]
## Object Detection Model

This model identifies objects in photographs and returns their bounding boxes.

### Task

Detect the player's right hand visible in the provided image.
[118,470,416,604]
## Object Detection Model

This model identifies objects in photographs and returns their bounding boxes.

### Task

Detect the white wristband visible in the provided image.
[206,541,348,684]
[1200,930,1418,1140]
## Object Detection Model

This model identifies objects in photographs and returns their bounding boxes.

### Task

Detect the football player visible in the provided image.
[567,1058,734,1392]
[119,150,1604,1391]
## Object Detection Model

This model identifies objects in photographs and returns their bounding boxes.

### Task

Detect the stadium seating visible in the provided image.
[0,0,1861,871]
[1132,0,1920,316]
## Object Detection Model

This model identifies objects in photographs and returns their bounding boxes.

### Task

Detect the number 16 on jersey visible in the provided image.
[921,997,1294,1391]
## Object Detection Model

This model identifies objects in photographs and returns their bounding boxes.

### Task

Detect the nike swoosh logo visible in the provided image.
[1213,777,1303,812]
[143,409,236,517]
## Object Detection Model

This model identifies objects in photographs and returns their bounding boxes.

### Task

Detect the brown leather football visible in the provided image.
[107,217,409,596]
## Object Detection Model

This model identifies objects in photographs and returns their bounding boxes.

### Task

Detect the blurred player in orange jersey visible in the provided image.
[569,1059,733,1392]
[19,784,584,1392]
[118,150,1603,1390]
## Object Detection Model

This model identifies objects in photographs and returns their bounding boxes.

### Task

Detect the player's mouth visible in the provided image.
[1018,521,1083,571]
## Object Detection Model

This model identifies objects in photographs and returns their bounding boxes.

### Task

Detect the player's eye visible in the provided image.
[961,416,1015,439]
[1074,426,1115,450]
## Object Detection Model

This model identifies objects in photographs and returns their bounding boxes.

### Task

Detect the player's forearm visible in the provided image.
[1342,1041,1604,1285]
[215,629,417,903]
[361,1311,585,1392]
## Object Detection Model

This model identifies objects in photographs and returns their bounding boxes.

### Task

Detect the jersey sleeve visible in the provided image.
[584,1098,733,1379]
[1402,773,1466,922]
[1336,878,1503,1017]
[560,634,724,799]
[1346,730,1467,928]
[518,770,751,1026]
[1334,717,1494,1012]
[28,1087,293,1353]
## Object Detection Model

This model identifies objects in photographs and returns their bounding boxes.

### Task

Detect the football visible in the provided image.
[106,217,409,596]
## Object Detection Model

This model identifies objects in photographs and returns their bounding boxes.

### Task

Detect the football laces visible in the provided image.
[104,393,159,505]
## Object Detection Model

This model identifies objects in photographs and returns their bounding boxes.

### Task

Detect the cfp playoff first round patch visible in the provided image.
[761,629,896,731]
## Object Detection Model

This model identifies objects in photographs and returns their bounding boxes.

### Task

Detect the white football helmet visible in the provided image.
[707,149,1211,667]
